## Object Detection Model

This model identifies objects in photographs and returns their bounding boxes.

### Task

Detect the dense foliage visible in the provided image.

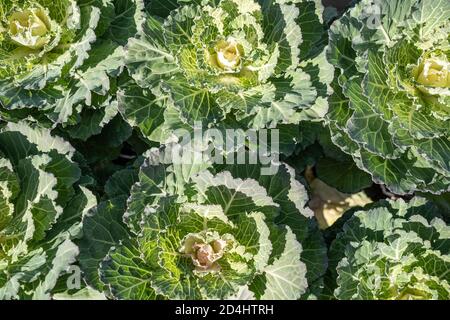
[0,0,144,139]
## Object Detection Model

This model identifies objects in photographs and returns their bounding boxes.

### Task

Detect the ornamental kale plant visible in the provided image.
[121,0,333,145]
[0,121,96,299]
[0,0,144,137]
[327,198,449,300]
[327,0,450,195]
[79,147,327,300]
[0,0,448,302]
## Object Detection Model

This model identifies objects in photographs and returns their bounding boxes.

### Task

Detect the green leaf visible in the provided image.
[93,147,325,299]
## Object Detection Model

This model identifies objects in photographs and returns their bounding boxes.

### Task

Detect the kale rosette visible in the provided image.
[327,198,449,300]
[79,147,327,299]
[121,0,333,146]
[0,0,144,138]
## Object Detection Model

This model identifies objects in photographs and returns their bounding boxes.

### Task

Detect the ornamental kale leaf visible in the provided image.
[79,146,327,300]
[120,0,333,146]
